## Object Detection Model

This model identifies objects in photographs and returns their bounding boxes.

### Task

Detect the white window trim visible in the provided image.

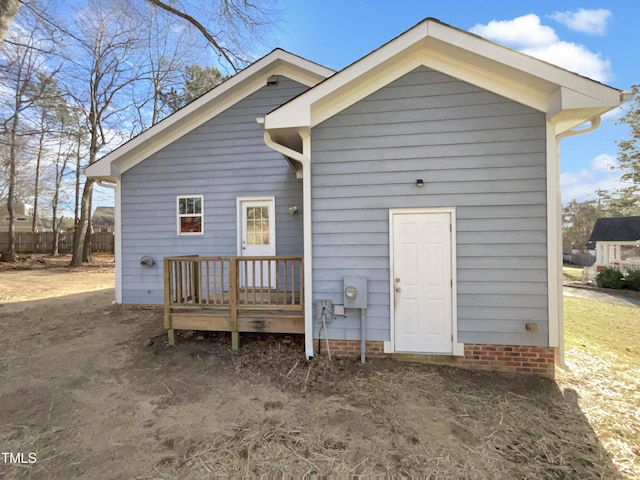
[176,195,204,236]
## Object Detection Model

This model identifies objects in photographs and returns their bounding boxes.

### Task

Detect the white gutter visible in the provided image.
[557,116,601,140]
[261,126,315,359]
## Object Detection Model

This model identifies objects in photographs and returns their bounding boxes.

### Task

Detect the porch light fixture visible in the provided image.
[289,206,298,215]
[416,179,424,187]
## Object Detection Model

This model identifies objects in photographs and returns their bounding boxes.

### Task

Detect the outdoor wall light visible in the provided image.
[289,206,298,215]
[416,179,424,187]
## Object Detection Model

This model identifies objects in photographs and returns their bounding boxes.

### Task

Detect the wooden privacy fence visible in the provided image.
[164,255,304,349]
[0,232,114,254]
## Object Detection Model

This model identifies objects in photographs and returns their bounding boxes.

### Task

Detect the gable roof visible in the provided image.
[91,206,115,226]
[589,217,640,243]
[85,49,334,182]
[264,18,626,141]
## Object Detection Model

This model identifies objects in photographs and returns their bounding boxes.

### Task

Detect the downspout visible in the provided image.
[554,116,601,369]
[261,126,315,360]
[95,179,122,304]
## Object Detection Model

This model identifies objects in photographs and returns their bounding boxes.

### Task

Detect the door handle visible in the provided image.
[395,287,401,293]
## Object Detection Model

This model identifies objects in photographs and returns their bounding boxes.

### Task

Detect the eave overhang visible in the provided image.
[85,49,334,181]
[264,18,626,143]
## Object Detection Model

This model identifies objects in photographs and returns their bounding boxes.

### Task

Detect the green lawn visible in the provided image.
[563,265,583,283]
[562,296,640,475]
[564,296,640,365]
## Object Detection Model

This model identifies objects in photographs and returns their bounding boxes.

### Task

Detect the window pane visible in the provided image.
[180,216,202,233]
[179,198,187,214]
[245,206,270,245]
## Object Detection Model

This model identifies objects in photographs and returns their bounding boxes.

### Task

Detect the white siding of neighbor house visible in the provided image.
[311,66,548,347]
[120,77,307,304]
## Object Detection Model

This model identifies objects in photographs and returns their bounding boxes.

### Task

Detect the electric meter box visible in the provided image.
[343,276,367,309]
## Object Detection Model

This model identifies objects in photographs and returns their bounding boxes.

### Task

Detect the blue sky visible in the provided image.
[271,0,638,204]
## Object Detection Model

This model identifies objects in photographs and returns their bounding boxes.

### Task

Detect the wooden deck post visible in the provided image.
[229,257,239,350]
[163,257,175,345]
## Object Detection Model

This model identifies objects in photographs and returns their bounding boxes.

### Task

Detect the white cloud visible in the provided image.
[522,41,611,83]
[550,8,612,36]
[469,14,612,82]
[561,154,623,203]
[590,153,617,172]
[470,14,558,48]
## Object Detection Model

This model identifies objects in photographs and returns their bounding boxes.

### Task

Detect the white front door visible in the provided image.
[392,211,453,353]
[238,198,276,287]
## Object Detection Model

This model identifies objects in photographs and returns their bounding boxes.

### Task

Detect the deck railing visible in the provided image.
[163,256,304,348]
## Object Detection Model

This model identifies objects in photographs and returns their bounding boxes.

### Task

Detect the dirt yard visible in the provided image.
[0,255,633,479]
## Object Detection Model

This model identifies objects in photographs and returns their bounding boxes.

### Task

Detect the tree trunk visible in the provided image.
[83,213,92,263]
[32,129,44,233]
[5,104,20,263]
[70,178,94,266]
[52,218,60,256]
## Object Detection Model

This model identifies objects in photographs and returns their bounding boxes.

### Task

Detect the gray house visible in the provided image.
[86,19,627,377]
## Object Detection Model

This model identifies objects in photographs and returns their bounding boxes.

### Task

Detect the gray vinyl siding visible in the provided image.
[311,66,548,347]
[120,77,307,304]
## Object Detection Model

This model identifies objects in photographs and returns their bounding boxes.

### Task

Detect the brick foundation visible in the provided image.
[314,339,385,358]
[457,344,556,378]
[314,339,556,378]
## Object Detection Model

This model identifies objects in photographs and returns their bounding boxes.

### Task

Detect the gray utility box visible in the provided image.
[343,276,367,309]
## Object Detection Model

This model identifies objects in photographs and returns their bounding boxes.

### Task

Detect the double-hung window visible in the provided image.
[177,195,203,235]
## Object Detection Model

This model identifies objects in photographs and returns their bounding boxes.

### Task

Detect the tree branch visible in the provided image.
[145,0,239,72]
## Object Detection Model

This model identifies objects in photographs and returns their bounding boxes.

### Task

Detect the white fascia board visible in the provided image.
[274,50,335,85]
[428,20,621,102]
[311,48,424,127]
[85,50,333,179]
[266,18,623,132]
[265,24,429,130]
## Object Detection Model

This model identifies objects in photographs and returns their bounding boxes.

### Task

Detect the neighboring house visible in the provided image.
[91,206,115,233]
[86,18,628,377]
[589,216,640,272]
[0,202,41,233]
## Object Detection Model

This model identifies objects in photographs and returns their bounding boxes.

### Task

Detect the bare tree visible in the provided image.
[131,3,194,130]
[0,7,56,261]
[144,0,277,72]
[69,1,143,266]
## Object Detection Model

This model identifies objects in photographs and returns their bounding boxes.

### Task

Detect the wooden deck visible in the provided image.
[163,256,304,349]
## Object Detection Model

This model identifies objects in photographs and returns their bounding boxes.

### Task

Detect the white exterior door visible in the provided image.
[238,198,276,287]
[392,211,453,353]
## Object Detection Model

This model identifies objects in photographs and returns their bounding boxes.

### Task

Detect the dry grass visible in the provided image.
[559,296,640,478]
[1,264,637,479]
[138,355,623,479]
[136,296,640,479]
